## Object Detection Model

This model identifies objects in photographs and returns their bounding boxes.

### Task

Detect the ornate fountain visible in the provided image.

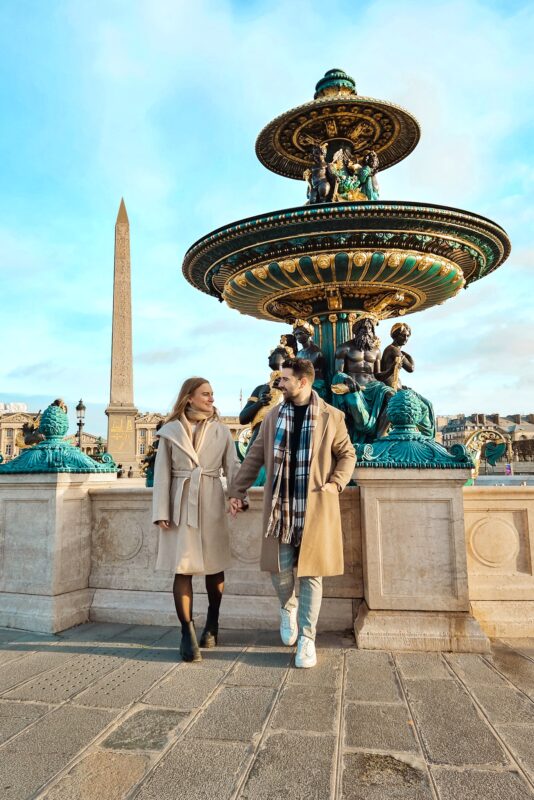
[183,68,510,370]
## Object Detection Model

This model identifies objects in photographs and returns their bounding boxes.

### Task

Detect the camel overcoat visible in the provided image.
[152,418,240,575]
[228,396,356,577]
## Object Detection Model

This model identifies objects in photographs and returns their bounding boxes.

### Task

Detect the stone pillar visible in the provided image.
[0,473,114,633]
[106,199,138,471]
[354,467,490,652]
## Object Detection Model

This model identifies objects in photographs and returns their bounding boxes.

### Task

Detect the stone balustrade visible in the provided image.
[0,474,533,641]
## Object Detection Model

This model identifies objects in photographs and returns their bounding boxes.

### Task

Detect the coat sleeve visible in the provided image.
[227,418,267,499]
[222,427,241,490]
[329,412,356,490]
[152,437,172,524]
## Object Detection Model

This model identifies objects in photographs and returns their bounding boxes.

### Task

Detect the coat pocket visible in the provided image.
[171,477,188,526]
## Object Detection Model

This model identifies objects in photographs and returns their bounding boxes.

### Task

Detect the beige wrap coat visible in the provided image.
[228,397,356,577]
[152,418,240,575]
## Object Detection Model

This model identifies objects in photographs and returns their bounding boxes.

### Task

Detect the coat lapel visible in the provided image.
[311,404,330,462]
[157,420,200,466]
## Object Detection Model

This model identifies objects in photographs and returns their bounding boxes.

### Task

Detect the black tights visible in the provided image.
[173,571,225,625]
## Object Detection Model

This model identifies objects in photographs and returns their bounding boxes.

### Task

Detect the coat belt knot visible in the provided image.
[172,467,220,529]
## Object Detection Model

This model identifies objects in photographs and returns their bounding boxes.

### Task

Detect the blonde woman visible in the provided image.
[152,377,240,662]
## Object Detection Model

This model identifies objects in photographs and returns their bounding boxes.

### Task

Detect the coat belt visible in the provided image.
[172,467,220,529]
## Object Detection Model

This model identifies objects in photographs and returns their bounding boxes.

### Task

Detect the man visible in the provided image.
[228,358,355,668]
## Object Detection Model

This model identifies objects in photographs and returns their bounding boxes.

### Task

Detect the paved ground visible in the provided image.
[0,624,533,799]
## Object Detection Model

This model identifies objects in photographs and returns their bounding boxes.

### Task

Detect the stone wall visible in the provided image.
[1,476,533,637]
[88,486,362,632]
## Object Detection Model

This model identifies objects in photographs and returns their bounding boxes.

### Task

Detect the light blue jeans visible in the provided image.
[270,542,323,640]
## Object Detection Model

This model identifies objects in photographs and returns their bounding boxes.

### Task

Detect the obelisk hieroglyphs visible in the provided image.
[105,199,138,470]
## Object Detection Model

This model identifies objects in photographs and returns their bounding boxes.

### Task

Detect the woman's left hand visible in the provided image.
[156,520,171,529]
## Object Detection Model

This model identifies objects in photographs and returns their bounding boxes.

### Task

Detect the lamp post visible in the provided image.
[76,398,86,450]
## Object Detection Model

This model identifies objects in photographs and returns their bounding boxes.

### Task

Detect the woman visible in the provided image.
[152,377,241,662]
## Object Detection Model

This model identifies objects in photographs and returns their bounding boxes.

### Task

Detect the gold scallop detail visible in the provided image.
[280,258,297,273]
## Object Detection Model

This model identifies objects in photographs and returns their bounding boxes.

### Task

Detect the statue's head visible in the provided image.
[268,346,289,371]
[293,319,314,346]
[363,150,379,170]
[352,316,377,351]
[390,322,411,346]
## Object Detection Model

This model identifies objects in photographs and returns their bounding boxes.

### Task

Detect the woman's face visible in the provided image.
[189,382,214,413]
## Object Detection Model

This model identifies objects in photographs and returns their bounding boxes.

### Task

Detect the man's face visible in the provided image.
[278,368,306,400]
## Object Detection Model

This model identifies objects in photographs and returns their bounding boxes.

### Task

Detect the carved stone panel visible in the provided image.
[0,498,51,593]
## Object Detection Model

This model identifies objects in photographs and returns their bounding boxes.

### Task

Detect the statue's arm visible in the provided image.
[401,351,415,372]
[239,385,266,425]
[334,345,348,374]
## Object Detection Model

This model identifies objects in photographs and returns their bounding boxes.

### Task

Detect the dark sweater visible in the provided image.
[288,403,309,500]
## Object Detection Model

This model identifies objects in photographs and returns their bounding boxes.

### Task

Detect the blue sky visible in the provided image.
[1,0,533,436]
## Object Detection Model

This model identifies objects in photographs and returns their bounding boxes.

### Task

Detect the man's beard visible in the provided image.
[353,330,375,352]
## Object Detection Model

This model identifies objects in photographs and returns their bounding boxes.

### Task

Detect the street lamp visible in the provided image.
[76,399,86,449]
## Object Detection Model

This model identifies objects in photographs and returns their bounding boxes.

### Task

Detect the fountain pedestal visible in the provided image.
[354,467,490,652]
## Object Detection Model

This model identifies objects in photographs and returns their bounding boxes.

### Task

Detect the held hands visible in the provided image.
[228,497,246,518]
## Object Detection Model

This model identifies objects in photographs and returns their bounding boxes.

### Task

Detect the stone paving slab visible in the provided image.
[226,648,292,687]
[431,766,534,799]
[345,650,402,702]
[345,703,420,753]
[0,704,114,800]
[73,657,175,708]
[240,731,336,800]
[134,739,250,800]
[0,651,75,694]
[186,685,276,742]
[101,708,188,751]
[42,750,151,800]
[0,625,532,800]
[142,664,227,710]
[270,685,338,733]
[0,700,51,745]
[490,642,534,698]
[403,678,509,765]
[342,752,433,800]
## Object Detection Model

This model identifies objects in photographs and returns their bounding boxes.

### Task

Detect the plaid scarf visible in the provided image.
[266,391,320,545]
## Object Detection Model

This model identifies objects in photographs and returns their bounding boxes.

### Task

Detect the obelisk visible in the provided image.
[105,199,138,470]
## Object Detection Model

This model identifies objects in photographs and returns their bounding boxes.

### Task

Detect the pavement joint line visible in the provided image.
[391,651,440,800]
[125,644,248,800]
[227,646,294,800]
[333,649,347,800]
[500,639,534,665]
[451,645,534,705]
[441,648,534,792]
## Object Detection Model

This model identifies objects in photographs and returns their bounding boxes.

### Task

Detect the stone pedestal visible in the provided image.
[0,473,115,632]
[354,468,490,652]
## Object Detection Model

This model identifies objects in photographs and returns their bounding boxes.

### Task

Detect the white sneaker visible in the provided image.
[279,606,298,646]
[295,635,317,668]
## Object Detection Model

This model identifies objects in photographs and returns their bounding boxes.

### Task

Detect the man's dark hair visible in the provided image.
[282,357,315,383]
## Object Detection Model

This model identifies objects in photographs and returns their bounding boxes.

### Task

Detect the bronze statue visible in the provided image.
[305,144,338,204]
[380,322,435,437]
[332,317,395,441]
[21,412,44,446]
[142,421,164,488]
[239,345,288,445]
[380,322,414,389]
[292,320,328,399]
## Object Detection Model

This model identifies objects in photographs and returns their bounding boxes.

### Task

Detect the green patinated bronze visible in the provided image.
[355,390,474,469]
[0,402,117,474]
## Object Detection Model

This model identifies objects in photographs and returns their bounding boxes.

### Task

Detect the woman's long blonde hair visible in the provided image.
[166,377,217,423]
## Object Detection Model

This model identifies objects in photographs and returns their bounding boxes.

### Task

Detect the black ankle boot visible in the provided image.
[180,621,201,662]
[200,608,219,648]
